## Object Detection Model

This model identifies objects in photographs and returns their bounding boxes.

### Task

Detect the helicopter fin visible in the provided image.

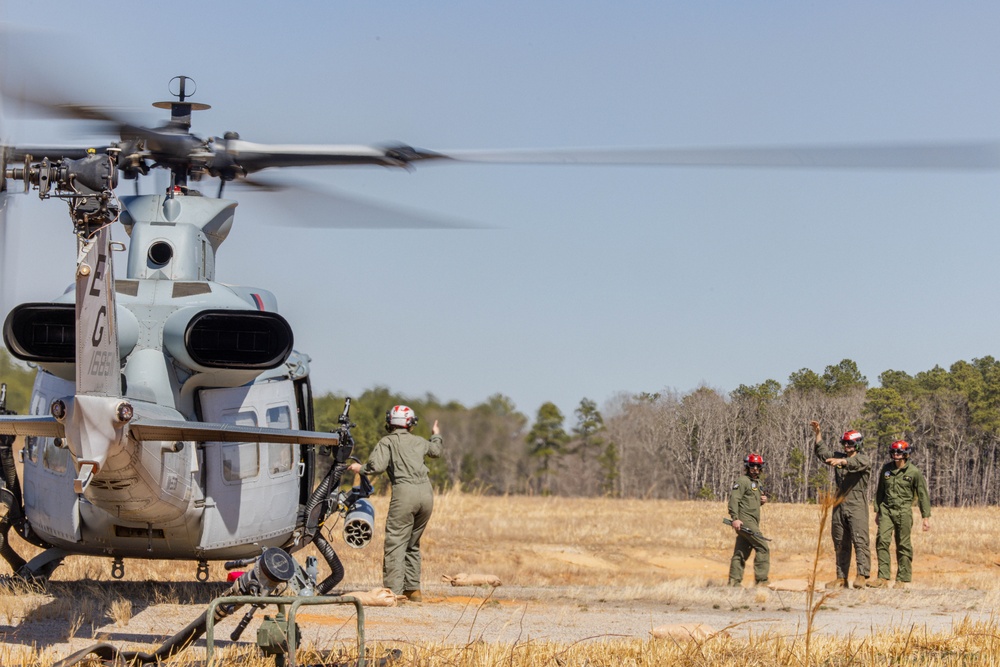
[59,224,125,493]
[75,225,120,397]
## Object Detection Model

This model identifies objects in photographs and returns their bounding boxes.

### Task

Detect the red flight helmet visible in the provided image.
[890,440,912,456]
[840,430,863,448]
[744,453,764,467]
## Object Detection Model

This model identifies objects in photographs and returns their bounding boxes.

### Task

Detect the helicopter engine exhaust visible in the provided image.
[163,308,293,371]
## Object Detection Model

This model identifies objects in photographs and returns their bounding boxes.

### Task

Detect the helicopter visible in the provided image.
[2,73,1000,584]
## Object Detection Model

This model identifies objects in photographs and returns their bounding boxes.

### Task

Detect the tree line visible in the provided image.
[4,348,1000,505]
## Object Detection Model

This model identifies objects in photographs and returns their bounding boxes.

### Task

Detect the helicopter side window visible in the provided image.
[220,410,260,482]
[265,405,294,475]
[25,393,50,464]
[43,439,69,474]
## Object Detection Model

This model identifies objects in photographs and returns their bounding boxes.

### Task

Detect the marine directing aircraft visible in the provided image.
[2,76,999,583]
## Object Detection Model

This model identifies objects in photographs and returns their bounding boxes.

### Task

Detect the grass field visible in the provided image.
[2,492,1000,665]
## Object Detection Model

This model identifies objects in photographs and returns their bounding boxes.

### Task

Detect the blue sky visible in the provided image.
[3,1,1000,421]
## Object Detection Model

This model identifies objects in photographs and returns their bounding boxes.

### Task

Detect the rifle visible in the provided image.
[723,518,771,542]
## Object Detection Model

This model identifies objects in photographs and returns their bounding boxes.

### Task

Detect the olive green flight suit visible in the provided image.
[873,461,930,583]
[727,474,769,586]
[814,441,872,579]
[362,429,444,594]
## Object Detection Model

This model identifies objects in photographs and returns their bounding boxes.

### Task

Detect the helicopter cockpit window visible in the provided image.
[266,405,294,475]
[220,410,260,482]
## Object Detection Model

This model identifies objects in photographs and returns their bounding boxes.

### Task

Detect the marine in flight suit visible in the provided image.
[870,440,930,588]
[350,405,443,600]
[812,421,872,589]
[727,453,769,587]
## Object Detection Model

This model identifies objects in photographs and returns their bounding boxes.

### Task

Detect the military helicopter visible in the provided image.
[1,73,999,584]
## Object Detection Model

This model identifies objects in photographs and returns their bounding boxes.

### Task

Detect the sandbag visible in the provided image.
[441,573,502,587]
[342,588,401,607]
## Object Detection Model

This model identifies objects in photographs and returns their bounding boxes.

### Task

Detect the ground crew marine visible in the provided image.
[812,422,872,589]
[727,453,769,587]
[870,440,931,588]
[349,405,443,601]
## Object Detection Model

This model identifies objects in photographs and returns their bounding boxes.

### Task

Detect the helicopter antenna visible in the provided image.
[152,76,210,132]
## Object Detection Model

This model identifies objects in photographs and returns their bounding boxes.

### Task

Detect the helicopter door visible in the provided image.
[21,372,82,543]
[198,380,301,550]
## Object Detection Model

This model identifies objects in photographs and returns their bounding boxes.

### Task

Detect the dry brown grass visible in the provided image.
[2,491,1000,665]
[6,490,996,591]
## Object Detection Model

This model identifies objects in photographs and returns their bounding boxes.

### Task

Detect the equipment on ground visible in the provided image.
[49,547,395,667]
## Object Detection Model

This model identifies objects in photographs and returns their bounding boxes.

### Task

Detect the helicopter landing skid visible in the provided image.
[18,547,67,582]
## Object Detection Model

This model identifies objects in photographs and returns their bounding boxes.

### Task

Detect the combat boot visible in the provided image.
[825,578,846,589]
[754,579,769,588]
[852,575,868,589]
[404,589,423,602]
[867,578,889,589]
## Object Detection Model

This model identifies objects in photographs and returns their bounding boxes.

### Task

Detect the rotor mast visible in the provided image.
[152,75,210,190]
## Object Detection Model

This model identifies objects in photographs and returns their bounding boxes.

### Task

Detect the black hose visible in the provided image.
[0,440,23,511]
[313,532,345,594]
[298,462,345,536]
[0,439,28,572]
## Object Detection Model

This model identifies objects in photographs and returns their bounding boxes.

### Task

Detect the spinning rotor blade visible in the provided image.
[437,142,1000,171]
[239,177,483,229]
[212,140,448,173]
[214,139,1000,179]
[1,92,127,125]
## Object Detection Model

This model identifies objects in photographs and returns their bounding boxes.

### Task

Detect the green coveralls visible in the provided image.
[727,473,769,586]
[362,429,444,594]
[814,441,872,579]
[873,460,930,583]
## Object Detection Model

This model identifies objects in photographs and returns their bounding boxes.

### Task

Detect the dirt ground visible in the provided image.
[2,562,997,664]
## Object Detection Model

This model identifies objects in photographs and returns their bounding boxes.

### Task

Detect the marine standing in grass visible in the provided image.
[869,440,931,588]
[349,405,443,602]
[812,421,872,589]
[727,453,769,587]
